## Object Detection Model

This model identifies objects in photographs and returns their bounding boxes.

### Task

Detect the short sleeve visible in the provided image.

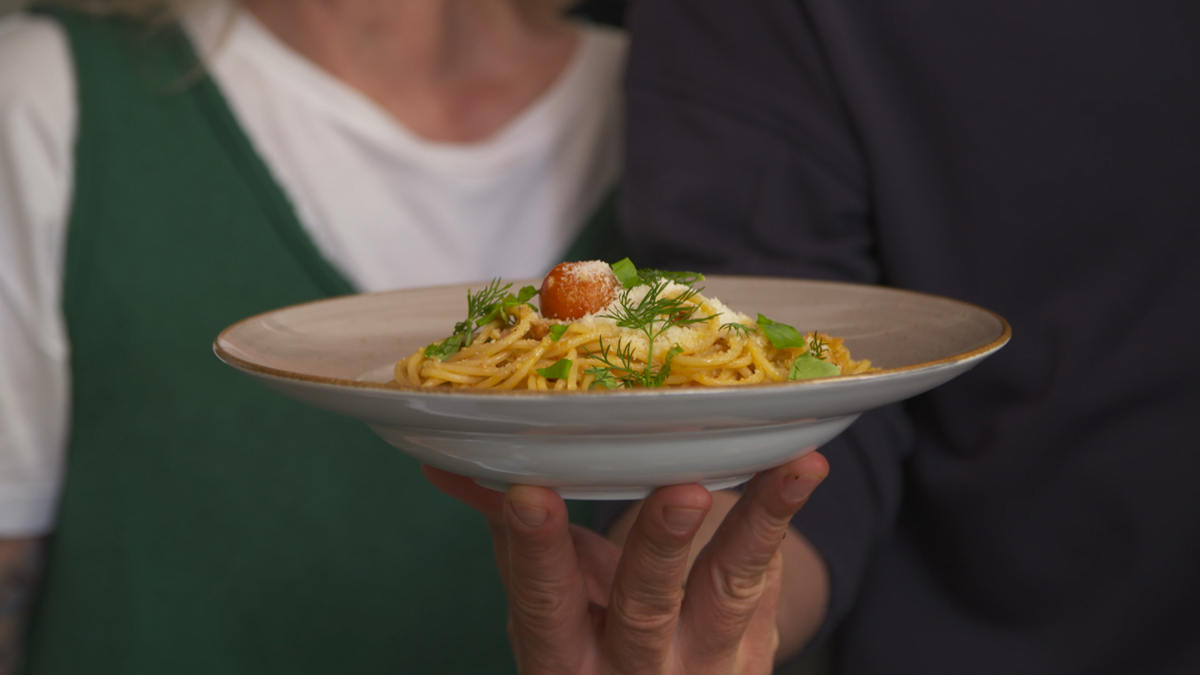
[0,13,77,536]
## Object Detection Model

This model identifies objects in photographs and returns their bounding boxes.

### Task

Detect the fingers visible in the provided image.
[569,524,622,608]
[427,455,828,675]
[734,549,784,674]
[602,484,713,674]
[502,485,595,674]
[679,452,828,666]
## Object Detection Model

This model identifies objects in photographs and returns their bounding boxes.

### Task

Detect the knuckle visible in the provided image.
[710,559,769,610]
[607,585,681,640]
[507,580,576,630]
[743,511,791,549]
[641,530,693,565]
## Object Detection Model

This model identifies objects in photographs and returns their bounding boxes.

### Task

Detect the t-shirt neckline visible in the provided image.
[184,0,598,175]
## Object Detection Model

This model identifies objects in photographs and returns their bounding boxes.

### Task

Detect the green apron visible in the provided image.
[24,9,616,674]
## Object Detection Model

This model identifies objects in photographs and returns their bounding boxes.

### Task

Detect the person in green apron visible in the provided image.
[0,1,627,673]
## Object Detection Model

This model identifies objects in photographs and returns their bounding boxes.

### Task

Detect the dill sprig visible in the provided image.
[721,321,753,337]
[808,333,830,360]
[584,338,685,389]
[583,276,717,389]
[606,278,712,333]
[788,331,840,380]
[424,280,537,360]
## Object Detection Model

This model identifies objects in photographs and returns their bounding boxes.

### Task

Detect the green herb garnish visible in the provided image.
[721,322,753,337]
[756,313,807,350]
[788,354,841,380]
[583,271,717,389]
[807,333,830,359]
[476,284,538,327]
[423,280,538,360]
[584,339,686,389]
[583,337,636,388]
[585,351,623,390]
[611,258,640,289]
[607,278,712,332]
[536,358,573,380]
[548,324,569,341]
[638,268,705,286]
[422,333,467,361]
[610,257,705,289]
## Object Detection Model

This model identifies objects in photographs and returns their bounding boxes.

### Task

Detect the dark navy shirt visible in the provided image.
[620,1,1200,672]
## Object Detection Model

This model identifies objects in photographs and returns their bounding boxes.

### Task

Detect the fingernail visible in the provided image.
[662,506,705,534]
[509,500,549,527]
[782,473,818,503]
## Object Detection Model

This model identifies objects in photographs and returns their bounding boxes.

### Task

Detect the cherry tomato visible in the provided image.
[539,261,619,321]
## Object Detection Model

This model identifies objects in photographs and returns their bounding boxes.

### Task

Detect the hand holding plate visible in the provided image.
[423,452,827,674]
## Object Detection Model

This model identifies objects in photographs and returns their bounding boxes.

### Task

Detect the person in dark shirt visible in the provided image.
[432,0,1200,673]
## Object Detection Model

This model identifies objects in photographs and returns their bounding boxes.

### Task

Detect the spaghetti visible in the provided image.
[393,260,872,391]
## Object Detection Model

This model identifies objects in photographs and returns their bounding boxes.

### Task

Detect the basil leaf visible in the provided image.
[640,269,705,286]
[757,314,807,349]
[516,285,539,304]
[475,310,500,328]
[476,288,533,327]
[611,258,640,288]
[424,333,465,360]
[537,358,573,380]
[789,354,841,380]
[649,344,685,387]
[548,325,569,341]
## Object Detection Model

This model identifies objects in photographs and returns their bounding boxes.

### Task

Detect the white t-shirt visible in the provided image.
[0,3,626,535]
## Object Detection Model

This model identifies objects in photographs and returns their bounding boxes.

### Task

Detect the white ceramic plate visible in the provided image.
[214,276,1010,499]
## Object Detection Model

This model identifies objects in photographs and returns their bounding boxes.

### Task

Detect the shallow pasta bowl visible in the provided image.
[214,276,1010,499]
